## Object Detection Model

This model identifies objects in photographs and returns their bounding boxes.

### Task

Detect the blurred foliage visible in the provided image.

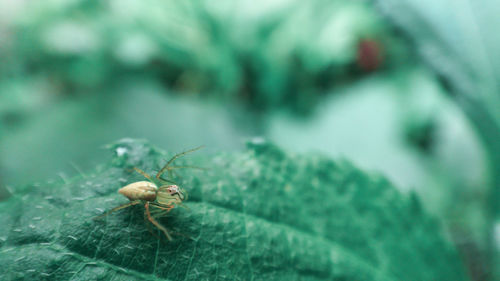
[0,139,467,280]
[0,0,409,113]
[375,0,500,278]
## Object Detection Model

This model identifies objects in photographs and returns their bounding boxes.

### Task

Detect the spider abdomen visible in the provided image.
[119,181,157,201]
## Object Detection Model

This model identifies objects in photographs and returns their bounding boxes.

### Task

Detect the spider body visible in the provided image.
[119,181,157,201]
[95,146,202,240]
[118,181,185,209]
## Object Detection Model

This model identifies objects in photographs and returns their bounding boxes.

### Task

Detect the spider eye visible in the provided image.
[167,185,180,195]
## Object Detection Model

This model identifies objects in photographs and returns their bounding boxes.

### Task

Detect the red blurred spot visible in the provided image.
[357,39,383,72]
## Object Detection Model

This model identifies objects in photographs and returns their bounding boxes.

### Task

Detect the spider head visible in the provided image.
[166,185,187,200]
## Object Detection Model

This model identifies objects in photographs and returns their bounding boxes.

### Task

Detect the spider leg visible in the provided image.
[158,176,178,185]
[168,169,176,180]
[133,167,153,182]
[167,165,207,171]
[144,210,160,239]
[150,203,175,212]
[156,146,204,180]
[155,199,189,212]
[145,202,172,241]
[177,202,190,210]
[182,188,189,201]
[93,201,141,220]
[169,230,194,241]
[164,165,205,182]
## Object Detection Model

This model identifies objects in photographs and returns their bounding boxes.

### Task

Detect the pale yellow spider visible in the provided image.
[95,146,203,240]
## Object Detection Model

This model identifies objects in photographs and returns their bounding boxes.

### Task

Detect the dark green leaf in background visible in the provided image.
[0,139,466,280]
[374,0,500,278]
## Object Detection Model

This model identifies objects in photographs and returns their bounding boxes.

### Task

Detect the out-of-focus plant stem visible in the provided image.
[459,97,500,279]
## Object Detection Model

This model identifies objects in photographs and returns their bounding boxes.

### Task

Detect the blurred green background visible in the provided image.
[0,0,498,280]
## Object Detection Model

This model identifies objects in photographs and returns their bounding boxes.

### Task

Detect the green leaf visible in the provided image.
[0,139,466,280]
